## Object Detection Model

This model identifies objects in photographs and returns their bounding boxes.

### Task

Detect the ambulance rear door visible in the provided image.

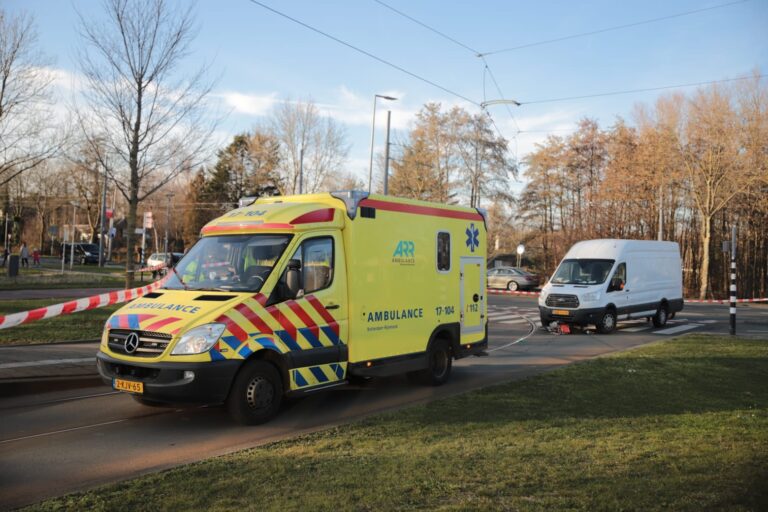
[460,256,484,340]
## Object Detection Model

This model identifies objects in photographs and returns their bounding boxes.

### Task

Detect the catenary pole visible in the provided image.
[730,224,737,335]
[99,165,108,266]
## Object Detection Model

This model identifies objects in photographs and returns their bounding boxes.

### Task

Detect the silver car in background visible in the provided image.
[487,266,541,291]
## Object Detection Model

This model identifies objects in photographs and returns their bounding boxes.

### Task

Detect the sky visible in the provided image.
[5,0,768,193]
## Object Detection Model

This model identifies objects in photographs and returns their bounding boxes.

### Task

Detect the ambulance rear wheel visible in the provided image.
[425,339,452,386]
[227,360,283,425]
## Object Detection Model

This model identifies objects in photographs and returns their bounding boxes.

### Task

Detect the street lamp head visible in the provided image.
[376,94,398,101]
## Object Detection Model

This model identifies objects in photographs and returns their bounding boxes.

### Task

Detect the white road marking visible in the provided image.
[746,330,768,333]
[488,313,523,321]
[654,324,702,335]
[680,312,705,316]
[621,326,652,333]
[0,357,94,369]
[697,320,717,324]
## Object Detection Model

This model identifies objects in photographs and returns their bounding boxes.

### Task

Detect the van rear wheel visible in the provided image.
[596,309,617,334]
[652,304,669,327]
[227,360,283,425]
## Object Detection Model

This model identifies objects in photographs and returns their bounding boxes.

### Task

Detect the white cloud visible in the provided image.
[215,91,279,116]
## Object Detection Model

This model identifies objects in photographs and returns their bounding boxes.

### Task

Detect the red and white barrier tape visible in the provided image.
[487,289,768,303]
[0,276,169,330]
[129,263,167,273]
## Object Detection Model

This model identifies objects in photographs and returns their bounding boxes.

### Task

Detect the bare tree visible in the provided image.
[271,99,348,195]
[0,9,61,186]
[76,0,216,287]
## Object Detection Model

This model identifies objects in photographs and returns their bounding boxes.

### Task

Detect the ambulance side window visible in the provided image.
[289,237,334,294]
[437,232,450,272]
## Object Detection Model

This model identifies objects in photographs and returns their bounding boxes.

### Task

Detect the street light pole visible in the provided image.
[383,110,392,195]
[368,94,397,193]
[164,193,174,266]
[99,164,108,266]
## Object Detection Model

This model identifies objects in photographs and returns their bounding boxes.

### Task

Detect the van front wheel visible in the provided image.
[652,304,669,327]
[596,309,617,334]
[227,360,283,425]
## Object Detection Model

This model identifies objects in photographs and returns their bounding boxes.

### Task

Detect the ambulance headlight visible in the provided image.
[172,323,226,355]
[582,291,601,303]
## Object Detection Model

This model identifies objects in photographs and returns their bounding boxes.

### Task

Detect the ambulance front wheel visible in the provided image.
[227,360,283,425]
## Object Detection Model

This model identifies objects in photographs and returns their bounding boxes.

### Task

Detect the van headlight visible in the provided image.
[171,323,226,355]
[582,291,601,303]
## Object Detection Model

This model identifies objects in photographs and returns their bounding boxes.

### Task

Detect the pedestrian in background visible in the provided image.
[20,242,29,268]
[32,247,41,266]
[0,246,8,267]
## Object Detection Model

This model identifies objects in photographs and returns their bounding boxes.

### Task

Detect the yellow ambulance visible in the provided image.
[97,191,487,424]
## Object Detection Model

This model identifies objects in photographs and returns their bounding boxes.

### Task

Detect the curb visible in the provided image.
[0,374,102,398]
[0,339,100,348]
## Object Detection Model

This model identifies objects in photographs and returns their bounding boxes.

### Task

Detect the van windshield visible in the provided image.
[163,234,292,292]
[551,259,615,285]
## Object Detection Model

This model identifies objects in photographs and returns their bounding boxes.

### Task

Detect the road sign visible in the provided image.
[143,212,153,229]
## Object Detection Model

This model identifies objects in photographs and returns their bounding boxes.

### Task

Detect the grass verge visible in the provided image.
[26,335,768,511]
[0,299,118,345]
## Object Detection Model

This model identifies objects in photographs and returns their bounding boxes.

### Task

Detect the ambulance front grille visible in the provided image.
[545,294,580,308]
[108,329,173,358]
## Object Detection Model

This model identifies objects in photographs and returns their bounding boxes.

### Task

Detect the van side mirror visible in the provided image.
[284,259,302,298]
[609,277,624,292]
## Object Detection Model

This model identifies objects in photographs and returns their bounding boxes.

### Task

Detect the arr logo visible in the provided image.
[392,240,415,265]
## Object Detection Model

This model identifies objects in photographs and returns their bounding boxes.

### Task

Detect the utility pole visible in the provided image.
[383,110,391,195]
[99,165,108,266]
[69,203,76,270]
[299,147,304,194]
[657,184,663,241]
[730,225,737,335]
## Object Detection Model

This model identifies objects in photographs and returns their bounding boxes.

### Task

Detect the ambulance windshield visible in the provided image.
[551,259,615,285]
[164,234,292,292]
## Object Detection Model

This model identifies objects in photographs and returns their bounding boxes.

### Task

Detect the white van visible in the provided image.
[538,239,683,333]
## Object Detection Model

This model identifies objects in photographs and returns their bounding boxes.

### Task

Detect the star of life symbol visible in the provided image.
[466,223,479,252]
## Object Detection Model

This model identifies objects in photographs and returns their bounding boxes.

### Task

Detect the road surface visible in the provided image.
[0,295,765,510]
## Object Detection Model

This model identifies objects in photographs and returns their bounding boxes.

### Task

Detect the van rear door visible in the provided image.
[460,257,484,339]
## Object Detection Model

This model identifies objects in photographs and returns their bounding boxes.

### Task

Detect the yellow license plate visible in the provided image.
[113,378,144,394]
[552,309,570,316]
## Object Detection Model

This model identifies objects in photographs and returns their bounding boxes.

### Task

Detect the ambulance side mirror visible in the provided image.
[285,259,302,298]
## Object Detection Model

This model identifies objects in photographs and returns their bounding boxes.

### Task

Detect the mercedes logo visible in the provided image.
[124,332,140,354]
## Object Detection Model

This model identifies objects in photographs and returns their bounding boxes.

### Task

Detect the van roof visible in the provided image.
[564,239,680,260]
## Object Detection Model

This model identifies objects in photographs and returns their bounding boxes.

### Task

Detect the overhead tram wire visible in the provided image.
[479,0,750,57]
[521,74,767,105]
[372,0,520,141]
[246,0,480,108]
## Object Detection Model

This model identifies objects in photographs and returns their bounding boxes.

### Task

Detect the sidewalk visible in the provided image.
[0,287,122,301]
[0,341,101,397]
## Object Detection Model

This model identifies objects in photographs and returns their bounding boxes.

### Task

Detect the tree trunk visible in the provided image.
[698,213,712,300]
